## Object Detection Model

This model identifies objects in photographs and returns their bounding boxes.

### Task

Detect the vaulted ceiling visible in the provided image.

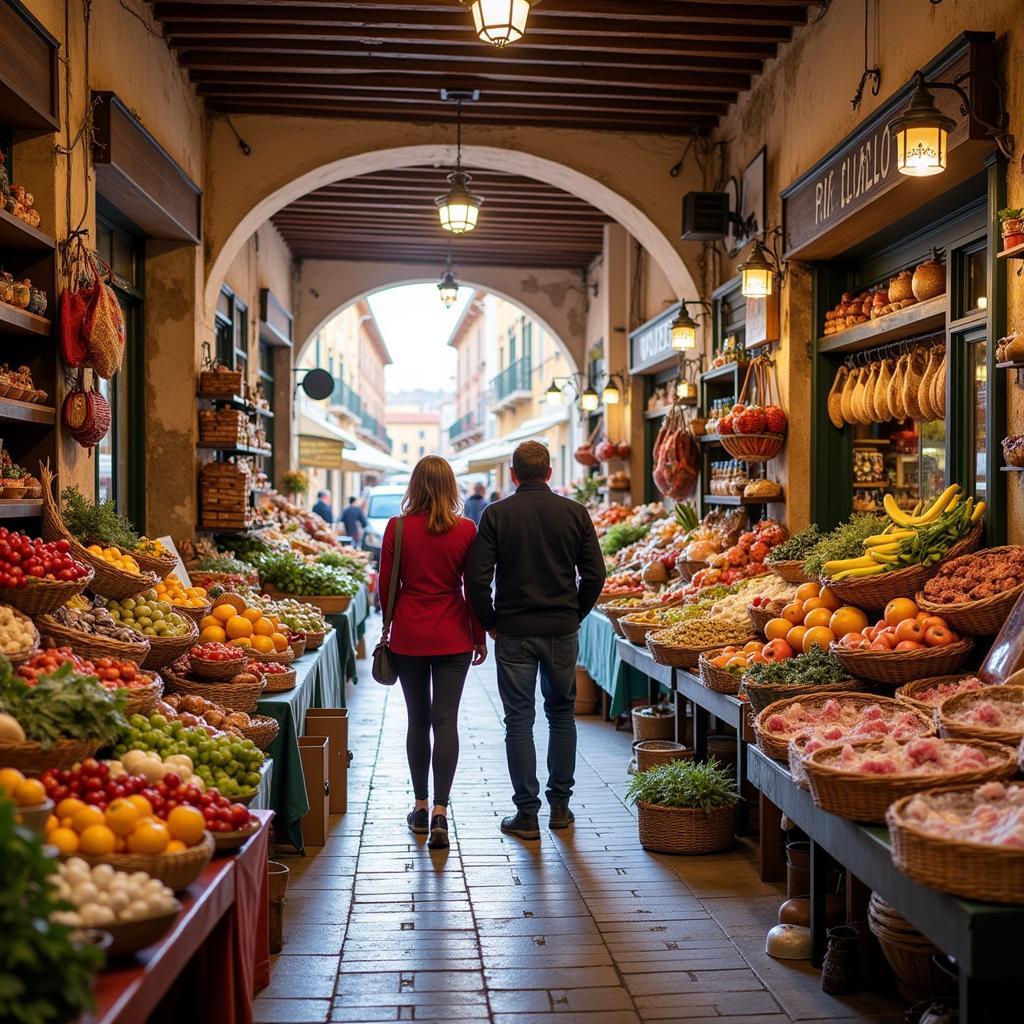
[151,0,816,135]
[271,166,610,268]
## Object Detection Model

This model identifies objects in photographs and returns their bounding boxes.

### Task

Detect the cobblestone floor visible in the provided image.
[257,636,905,1024]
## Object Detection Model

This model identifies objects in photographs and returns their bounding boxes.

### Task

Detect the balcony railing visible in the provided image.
[448,412,476,441]
[489,357,532,404]
[330,379,363,418]
[359,410,393,453]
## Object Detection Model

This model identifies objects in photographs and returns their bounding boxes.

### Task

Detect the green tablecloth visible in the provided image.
[327,584,371,684]
[578,612,652,718]
[256,635,344,849]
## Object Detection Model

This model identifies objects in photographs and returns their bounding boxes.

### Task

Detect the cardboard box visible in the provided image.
[297,735,330,846]
[305,708,348,814]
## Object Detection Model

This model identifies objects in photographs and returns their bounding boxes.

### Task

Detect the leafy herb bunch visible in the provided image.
[766,524,823,564]
[743,645,847,688]
[626,759,738,813]
[803,514,886,579]
[61,486,140,551]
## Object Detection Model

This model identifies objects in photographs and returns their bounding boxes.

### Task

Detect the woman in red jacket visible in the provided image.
[379,456,486,849]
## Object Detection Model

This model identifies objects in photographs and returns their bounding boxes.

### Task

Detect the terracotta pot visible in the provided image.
[1003,232,1024,250]
[1001,218,1024,237]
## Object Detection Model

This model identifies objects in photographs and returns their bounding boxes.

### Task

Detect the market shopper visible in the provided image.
[463,482,489,526]
[311,489,334,525]
[340,496,368,543]
[378,456,487,849]
[466,441,606,839]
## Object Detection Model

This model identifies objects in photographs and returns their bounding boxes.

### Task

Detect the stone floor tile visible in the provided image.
[483,965,621,989]
[492,1014,640,1024]
[253,998,331,1023]
[328,1010,399,1022]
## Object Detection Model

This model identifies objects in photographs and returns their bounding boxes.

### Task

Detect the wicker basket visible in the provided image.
[769,559,811,585]
[915,553,1024,634]
[103,903,182,958]
[0,737,102,772]
[0,570,95,617]
[289,636,306,660]
[3,608,39,666]
[177,602,212,626]
[620,615,671,645]
[787,734,816,789]
[746,605,777,636]
[121,674,164,716]
[132,549,178,580]
[718,432,784,462]
[936,686,1024,746]
[189,654,249,681]
[34,615,152,663]
[894,674,989,714]
[867,894,953,1002]
[698,652,743,695]
[160,667,264,713]
[213,819,260,854]
[303,630,325,651]
[636,800,736,854]
[139,618,200,671]
[254,645,294,666]
[199,368,245,396]
[742,675,863,717]
[829,638,973,687]
[753,692,933,761]
[647,632,746,669]
[71,832,215,892]
[887,783,1024,904]
[821,523,984,610]
[238,714,280,750]
[632,705,675,742]
[633,740,692,773]
[260,584,351,615]
[803,737,1017,823]
[260,668,296,692]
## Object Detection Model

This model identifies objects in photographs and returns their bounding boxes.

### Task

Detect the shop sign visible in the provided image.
[299,436,346,470]
[629,306,678,374]
[781,34,992,260]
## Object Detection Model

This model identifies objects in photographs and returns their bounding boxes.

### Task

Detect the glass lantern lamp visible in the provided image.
[670,305,698,351]
[462,0,537,47]
[545,380,564,406]
[436,169,483,234]
[890,79,955,177]
[738,238,776,298]
[579,387,600,412]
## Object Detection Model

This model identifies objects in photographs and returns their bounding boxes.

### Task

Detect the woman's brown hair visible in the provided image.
[402,455,463,533]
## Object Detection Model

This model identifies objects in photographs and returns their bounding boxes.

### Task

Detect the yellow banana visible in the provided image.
[972,501,986,522]
[910,484,961,524]
[832,564,886,581]
[883,493,913,526]
[865,531,913,546]
[824,555,878,573]
[869,549,901,563]
[946,494,961,513]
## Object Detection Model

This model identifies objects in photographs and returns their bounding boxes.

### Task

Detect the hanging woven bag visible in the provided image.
[83,252,126,379]
[58,237,94,367]
[61,370,111,449]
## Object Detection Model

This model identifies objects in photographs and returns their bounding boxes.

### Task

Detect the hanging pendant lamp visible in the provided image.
[436,99,483,234]
[461,0,539,47]
[438,252,460,308]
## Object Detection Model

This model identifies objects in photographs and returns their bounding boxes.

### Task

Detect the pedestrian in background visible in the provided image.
[340,495,368,543]
[466,441,606,839]
[311,489,334,525]
[463,482,489,526]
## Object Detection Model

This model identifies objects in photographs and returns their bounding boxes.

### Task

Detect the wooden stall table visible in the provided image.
[578,612,658,719]
[84,811,273,1024]
[748,746,1023,1023]
[614,636,674,707]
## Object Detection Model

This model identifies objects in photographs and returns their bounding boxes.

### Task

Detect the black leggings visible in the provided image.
[393,652,472,806]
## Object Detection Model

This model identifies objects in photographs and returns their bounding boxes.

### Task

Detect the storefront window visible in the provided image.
[258,341,276,481]
[963,245,988,315]
[972,338,988,502]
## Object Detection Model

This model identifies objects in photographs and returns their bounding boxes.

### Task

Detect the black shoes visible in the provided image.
[549,805,574,830]
[500,812,541,840]
[407,808,429,835]
[428,814,449,849]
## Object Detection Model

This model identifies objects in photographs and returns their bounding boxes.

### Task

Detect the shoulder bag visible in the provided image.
[372,517,403,685]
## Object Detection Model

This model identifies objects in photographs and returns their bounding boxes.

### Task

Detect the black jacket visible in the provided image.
[466,480,606,637]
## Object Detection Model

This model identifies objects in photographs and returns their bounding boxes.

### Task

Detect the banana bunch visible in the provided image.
[824,485,984,581]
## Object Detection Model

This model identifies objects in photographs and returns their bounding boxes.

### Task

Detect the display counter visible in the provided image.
[327,583,371,683]
[578,612,661,717]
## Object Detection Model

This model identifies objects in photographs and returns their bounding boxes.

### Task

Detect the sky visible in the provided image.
[368,283,472,394]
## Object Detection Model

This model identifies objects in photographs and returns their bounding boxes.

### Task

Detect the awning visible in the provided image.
[339,438,409,474]
[451,407,570,475]
[298,405,358,470]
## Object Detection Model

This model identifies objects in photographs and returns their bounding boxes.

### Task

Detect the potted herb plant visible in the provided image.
[631,702,675,742]
[626,759,737,854]
[998,208,1024,249]
[283,470,309,499]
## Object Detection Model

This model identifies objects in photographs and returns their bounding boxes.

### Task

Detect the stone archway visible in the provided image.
[295,259,585,372]
[203,117,701,318]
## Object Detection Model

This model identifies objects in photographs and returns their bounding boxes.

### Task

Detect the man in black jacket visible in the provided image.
[466,441,606,838]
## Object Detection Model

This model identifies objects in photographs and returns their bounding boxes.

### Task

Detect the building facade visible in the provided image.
[386,409,443,469]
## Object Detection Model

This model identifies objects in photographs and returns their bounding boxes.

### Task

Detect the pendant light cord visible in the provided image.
[455,99,463,171]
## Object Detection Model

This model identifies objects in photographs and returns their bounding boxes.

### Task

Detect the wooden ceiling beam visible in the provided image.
[278,205,608,221]
[274,216,605,233]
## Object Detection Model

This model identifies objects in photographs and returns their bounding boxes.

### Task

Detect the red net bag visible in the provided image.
[58,237,94,367]
[83,252,125,379]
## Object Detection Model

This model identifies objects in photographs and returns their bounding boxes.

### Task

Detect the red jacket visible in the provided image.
[379,513,485,657]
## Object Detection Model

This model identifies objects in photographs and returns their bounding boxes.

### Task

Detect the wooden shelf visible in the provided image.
[996,361,1024,370]
[817,296,946,355]
[996,240,1024,260]
[644,408,669,420]
[0,499,43,518]
[0,208,55,252]
[703,494,742,506]
[197,392,273,418]
[699,433,723,444]
[0,397,55,425]
[197,443,272,457]
[0,303,51,337]
[1000,466,1024,473]
[853,481,887,488]
[701,361,747,384]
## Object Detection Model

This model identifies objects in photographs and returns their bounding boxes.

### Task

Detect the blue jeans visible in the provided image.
[494,632,578,817]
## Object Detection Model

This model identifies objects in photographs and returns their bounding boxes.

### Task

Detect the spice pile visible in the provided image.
[900,782,1024,847]
[817,736,1003,775]
[922,548,1024,604]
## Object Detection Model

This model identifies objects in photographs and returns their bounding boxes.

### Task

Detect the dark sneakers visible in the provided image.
[549,805,574,830]
[428,814,450,849]
[500,812,541,840]
[407,808,429,835]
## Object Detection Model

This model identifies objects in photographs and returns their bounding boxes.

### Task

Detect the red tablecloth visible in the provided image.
[85,810,273,1024]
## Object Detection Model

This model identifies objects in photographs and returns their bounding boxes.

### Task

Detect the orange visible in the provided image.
[251,635,274,654]
[802,625,836,655]
[884,598,919,628]
[0,767,25,796]
[55,796,86,822]
[166,839,188,853]
[802,597,825,613]
[212,603,236,623]
[795,581,820,603]
[252,618,275,637]
[271,632,288,652]
[764,617,793,642]
[818,586,842,611]
[229,637,253,649]
[104,798,141,837]
[199,615,222,631]
[48,826,79,855]
[786,625,808,650]
[829,606,869,638]
[781,601,805,626]
[199,625,227,644]
[225,615,254,639]
[803,607,832,629]
[167,805,206,846]
[72,806,106,834]
[79,824,117,856]
[242,607,263,623]
[127,820,170,855]
[127,794,154,818]
[13,778,46,807]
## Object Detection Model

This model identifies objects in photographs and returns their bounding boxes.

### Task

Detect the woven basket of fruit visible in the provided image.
[830,638,973,687]
[289,634,306,660]
[894,674,991,714]
[160,665,265,713]
[71,832,215,892]
[746,604,776,636]
[803,736,1017,823]
[1,605,39,665]
[238,714,280,750]
[35,614,152,663]
[132,548,178,580]
[0,737,103,773]
[619,614,671,645]
[121,673,164,716]
[936,686,1024,746]
[177,601,212,626]
[254,645,294,666]
[0,564,94,617]
[769,559,811,585]
[718,432,784,463]
[213,815,261,853]
[254,664,296,692]
[303,629,325,651]
[138,617,199,671]
[697,652,743,695]
[187,643,250,681]
[742,676,863,718]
